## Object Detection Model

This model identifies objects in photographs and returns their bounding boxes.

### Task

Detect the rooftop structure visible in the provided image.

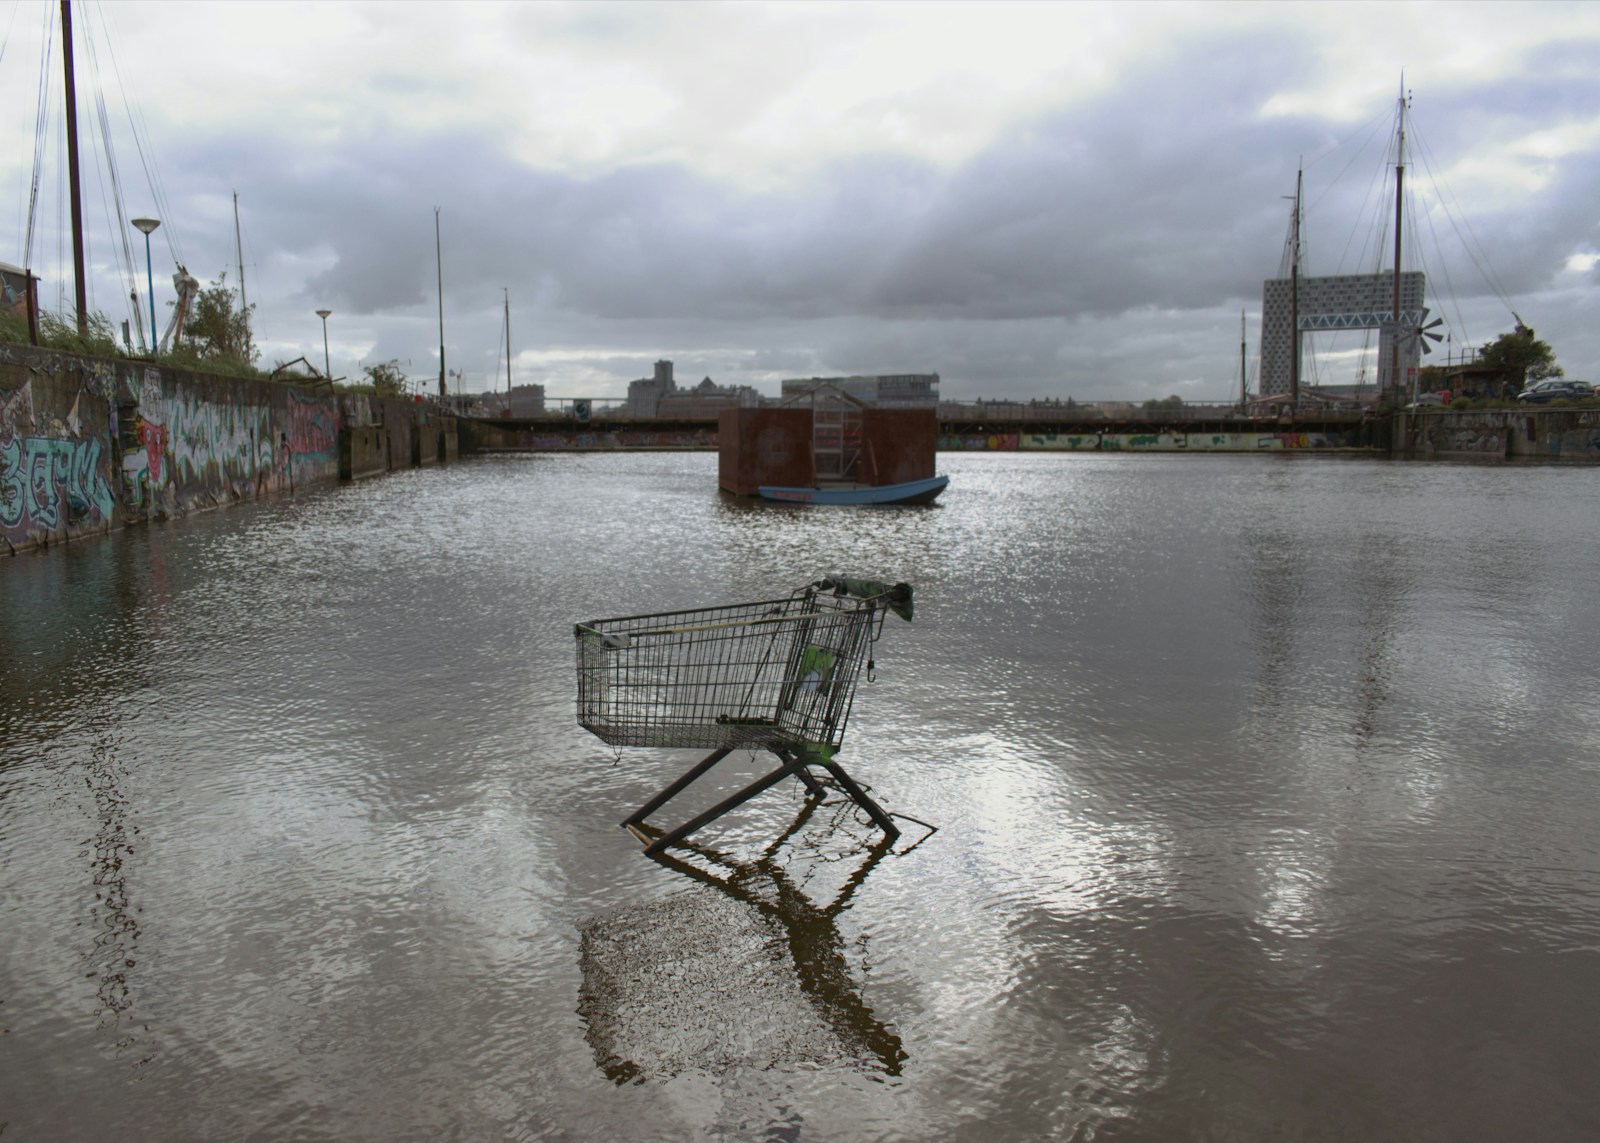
[780,373,939,408]
[627,360,676,418]
[657,376,760,419]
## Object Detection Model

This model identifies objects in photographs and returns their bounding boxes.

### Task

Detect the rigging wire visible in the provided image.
[1301,103,1393,178]
[1409,118,1518,322]
[1411,161,1475,354]
[1306,109,1390,219]
[25,3,54,273]
[493,302,507,393]
[82,12,141,336]
[0,0,18,66]
[93,0,183,269]
[54,103,65,313]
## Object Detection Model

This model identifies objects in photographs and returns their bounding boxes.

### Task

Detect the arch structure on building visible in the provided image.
[1259,271,1425,396]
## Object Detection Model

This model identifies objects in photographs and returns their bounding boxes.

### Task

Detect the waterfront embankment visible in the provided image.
[11,340,1600,557]
[1,343,456,555]
[1391,407,1600,460]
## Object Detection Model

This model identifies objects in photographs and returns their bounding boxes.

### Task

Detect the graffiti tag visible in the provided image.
[0,434,116,536]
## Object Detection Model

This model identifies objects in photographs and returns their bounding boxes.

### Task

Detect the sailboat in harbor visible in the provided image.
[1264,82,1445,412]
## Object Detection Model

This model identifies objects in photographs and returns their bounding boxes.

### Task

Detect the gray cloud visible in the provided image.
[60,17,1600,397]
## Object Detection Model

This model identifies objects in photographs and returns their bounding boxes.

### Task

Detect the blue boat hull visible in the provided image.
[757,475,949,506]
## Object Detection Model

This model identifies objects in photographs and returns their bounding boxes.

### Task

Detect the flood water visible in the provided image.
[3,451,1599,1141]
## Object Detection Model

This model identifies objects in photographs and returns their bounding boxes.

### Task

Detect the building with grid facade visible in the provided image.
[1260,271,1426,396]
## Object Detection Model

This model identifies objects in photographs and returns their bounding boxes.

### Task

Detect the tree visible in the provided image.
[178,271,256,365]
[1142,395,1185,411]
[1478,322,1562,388]
[363,359,409,398]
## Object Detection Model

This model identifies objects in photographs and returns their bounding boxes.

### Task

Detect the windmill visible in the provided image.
[1408,309,1446,356]
[1393,308,1447,403]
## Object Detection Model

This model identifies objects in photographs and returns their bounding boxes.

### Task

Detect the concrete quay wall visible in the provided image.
[940,429,1370,452]
[2,343,455,555]
[1393,408,1600,461]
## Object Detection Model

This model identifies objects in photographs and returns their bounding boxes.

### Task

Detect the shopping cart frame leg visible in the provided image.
[638,749,815,856]
[625,745,898,856]
[622,747,734,832]
[816,758,900,843]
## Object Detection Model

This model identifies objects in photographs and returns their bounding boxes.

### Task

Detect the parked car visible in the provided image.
[1516,380,1595,404]
[1405,392,1446,409]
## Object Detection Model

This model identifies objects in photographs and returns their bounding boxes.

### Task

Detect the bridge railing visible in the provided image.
[935,401,1263,422]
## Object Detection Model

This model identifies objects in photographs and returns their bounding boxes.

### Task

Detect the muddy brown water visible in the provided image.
[2,452,1598,1140]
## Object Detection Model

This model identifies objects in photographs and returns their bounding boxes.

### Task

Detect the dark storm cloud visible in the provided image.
[152,20,1599,395]
[163,27,1320,321]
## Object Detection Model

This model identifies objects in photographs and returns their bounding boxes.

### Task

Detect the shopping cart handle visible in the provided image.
[816,574,915,621]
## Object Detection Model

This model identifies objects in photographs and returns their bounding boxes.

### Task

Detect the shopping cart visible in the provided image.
[575,574,915,854]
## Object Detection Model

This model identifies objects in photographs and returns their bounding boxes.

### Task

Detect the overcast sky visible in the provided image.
[3,0,1597,402]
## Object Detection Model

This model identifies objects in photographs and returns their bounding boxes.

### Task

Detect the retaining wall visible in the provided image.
[469,422,716,451]
[1394,408,1600,460]
[939,430,1367,452]
[2,344,454,555]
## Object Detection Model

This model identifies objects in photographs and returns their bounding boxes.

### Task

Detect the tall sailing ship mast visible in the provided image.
[59,0,89,336]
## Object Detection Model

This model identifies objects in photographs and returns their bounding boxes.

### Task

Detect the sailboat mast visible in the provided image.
[233,192,247,314]
[435,207,446,398]
[1239,309,1247,409]
[1289,167,1301,412]
[59,0,88,336]
[1390,83,1406,395]
[504,288,512,409]
[233,191,252,360]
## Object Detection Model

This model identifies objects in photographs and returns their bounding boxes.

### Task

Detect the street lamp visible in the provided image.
[316,309,332,381]
[131,217,159,353]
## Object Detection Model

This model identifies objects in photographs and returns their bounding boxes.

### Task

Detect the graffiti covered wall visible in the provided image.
[117,367,340,518]
[3,346,345,554]
[1395,408,1600,461]
[1,355,119,552]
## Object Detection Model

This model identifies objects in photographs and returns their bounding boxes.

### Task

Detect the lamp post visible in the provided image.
[131,217,160,353]
[316,309,332,381]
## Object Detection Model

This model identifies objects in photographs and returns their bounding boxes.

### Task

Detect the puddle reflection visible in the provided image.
[577,798,905,1083]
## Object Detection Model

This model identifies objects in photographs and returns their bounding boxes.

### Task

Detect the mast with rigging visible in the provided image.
[1289,167,1302,412]
[1390,82,1407,396]
[435,207,446,399]
[233,191,251,358]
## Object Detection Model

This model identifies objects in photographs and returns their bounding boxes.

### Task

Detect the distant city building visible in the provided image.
[507,382,546,416]
[780,373,939,407]
[657,376,760,418]
[627,359,677,418]
[1260,272,1425,397]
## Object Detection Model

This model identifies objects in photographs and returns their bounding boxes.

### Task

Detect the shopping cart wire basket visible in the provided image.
[575,574,915,854]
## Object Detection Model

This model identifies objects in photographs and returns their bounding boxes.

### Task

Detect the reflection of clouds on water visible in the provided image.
[577,800,903,1084]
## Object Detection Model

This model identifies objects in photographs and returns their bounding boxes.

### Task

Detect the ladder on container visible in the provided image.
[812,389,861,482]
